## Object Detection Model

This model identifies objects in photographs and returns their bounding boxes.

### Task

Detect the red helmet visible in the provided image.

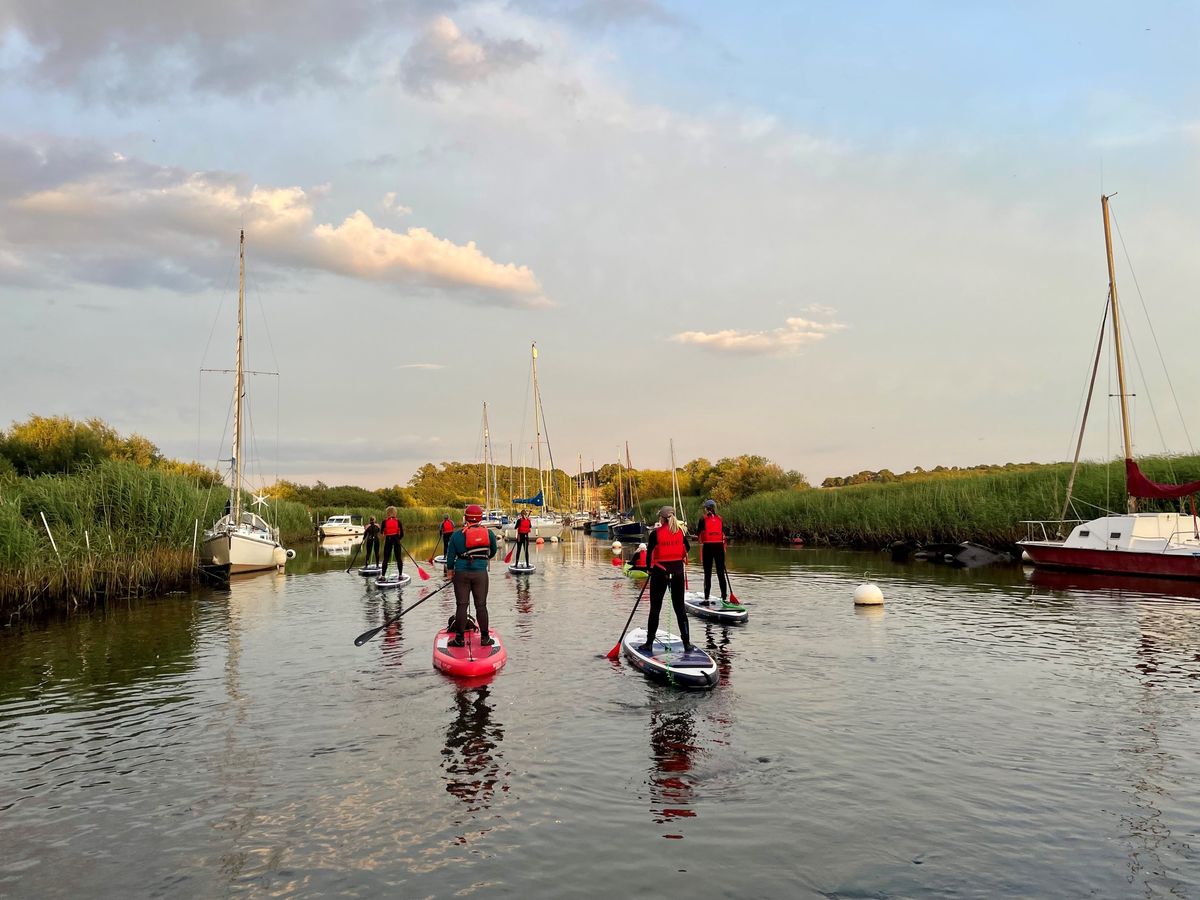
[464,504,483,523]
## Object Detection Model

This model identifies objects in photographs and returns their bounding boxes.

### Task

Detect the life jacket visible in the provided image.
[462,524,491,558]
[700,513,724,543]
[441,518,454,534]
[652,526,686,565]
[383,516,401,537]
[632,550,647,567]
[517,516,532,535]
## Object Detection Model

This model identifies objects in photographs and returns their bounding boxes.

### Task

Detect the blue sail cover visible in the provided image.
[513,490,544,507]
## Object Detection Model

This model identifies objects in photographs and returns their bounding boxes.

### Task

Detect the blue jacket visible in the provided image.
[445,526,498,572]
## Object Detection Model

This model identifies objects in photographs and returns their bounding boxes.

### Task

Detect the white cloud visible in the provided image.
[672,315,848,356]
[382,192,412,215]
[0,136,548,305]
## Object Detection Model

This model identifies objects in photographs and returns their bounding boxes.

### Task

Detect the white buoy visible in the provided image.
[611,540,622,553]
[854,583,884,606]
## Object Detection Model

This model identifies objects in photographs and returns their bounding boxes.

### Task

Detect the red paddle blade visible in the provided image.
[503,547,514,563]
[417,566,430,581]
[605,641,621,660]
[729,592,740,604]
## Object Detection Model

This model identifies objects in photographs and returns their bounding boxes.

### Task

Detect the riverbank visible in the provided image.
[0,461,455,620]
[641,454,1200,548]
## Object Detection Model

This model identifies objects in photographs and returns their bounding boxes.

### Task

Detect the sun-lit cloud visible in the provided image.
[400,15,541,96]
[0,135,548,306]
[672,314,848,356]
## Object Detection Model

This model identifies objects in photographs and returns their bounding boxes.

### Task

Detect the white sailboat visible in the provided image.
[480,402,506,532]
[505,342,563,541]
[200,231,291,576]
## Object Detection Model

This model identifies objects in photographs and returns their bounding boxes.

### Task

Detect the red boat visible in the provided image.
[1018,195,1200,582]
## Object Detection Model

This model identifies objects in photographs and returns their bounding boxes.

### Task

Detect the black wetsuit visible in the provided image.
[363,522,381,566]
[516,519,532,565]
[698,512,728,600]
[644,526,691,649]
[380,517,404,578]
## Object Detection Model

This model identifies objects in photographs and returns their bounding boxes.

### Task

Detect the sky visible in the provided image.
[2,0,1199,490]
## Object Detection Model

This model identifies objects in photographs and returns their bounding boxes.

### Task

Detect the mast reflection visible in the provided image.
[442,685,507,812]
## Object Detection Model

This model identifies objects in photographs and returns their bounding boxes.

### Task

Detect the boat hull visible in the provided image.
[1019,541,1200,579]
[201,530,283,574]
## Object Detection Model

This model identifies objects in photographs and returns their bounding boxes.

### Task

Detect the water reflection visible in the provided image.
[442,685,507,813]
[318,536,363,557]
[647,698,700,834]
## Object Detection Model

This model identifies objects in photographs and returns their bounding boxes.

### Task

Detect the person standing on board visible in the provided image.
[445,504,498,647]
[440,514,455,558]
[515,509,533,566]
[641,506,692,652]
[698,499,735,606]
[379,506,405,579]
[363,516,381,568]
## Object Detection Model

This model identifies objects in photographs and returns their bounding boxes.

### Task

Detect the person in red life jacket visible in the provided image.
[628,542,648,571]
[379,505,405,579]
[363,516,381,567]
[698,499,734,605]
[515,509,533,566]
[641,506,692,652]
[440,514,455,558]
[445,504,499,647]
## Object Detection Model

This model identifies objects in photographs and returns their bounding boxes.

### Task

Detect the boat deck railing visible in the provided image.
[1019,520,1085,542]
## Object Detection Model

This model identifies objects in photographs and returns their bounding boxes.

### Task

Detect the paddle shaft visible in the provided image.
[353,579,453,646]
[402,543,430,579]
[345,542,360,573]
[606,577,651,660]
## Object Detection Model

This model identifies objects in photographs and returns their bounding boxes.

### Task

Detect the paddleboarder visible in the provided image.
[515,509,532,566]
[698,499,735,606]
[641,506,692,652]
[379,506,405,580]
[446,504,498,647]
[363,516,381,568]
[440,514,455,558]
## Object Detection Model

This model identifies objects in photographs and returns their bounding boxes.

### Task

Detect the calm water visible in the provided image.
[3,536,1200,898]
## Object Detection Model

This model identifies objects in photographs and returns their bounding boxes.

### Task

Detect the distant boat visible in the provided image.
[504,343,563,542]
[1019,195,1200,580]
[200,231,292,576]
[317,515,365,539]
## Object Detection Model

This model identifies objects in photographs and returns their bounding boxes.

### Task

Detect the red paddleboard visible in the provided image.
[432,627,507,678]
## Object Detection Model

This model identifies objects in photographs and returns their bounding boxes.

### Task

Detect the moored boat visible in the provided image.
[317,514,365,539]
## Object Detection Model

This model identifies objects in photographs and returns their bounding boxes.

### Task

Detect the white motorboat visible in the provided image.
[317,515,365,539]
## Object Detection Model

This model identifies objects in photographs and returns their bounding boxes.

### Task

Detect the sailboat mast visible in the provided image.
[670,438,680,509]
[231,230,245,523]
[532,343,544,505]
[1101,194,1137,513]
[509,443,514,507]
[482,401,492,511]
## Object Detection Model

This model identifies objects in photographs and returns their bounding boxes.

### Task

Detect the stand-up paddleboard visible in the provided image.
[508,563,536,574]
[621,562,648,581]
[684,591,749,624]
[433,554,446,564]
[374,572,411,589]
[358,563,382,577]
[621,628,717,689]
[433,627,507,677]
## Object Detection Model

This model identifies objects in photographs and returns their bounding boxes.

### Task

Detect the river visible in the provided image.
[2,536,1198,897]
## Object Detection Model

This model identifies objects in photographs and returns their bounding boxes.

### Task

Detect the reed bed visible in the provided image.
[638,455,1200,548]
[0,461,460,619]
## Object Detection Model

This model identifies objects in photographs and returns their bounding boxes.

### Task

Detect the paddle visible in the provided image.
[503,540,515,564]
[605,577,651,660]
[345,542,361,573]
[428,523,449,564]
[402,544,431,580]
[353,579,453,646]
[723,552,741,606]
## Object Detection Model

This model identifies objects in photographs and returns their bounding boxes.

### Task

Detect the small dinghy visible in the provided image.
[508,563,536,575]
[684,591,749,624]
[621,628,717,689]
[433,627,507,678]
[357,564,382,578]
[374,572,411,589]
[621,562,648,581]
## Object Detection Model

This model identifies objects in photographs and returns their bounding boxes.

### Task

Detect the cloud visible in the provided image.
[517,0,690,31]
[400,15,541,96]
[0,0,454,101]
[0,135,548,305]
[672,314,848,356]
[382,192,412,215]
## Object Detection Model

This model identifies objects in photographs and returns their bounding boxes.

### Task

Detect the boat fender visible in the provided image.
[286,548,296,560]
[536,537,544,545]
[853,583,884,606]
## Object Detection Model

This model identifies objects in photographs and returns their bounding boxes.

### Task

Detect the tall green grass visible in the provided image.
[640,456,1200,548]
[0,461,462,618]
